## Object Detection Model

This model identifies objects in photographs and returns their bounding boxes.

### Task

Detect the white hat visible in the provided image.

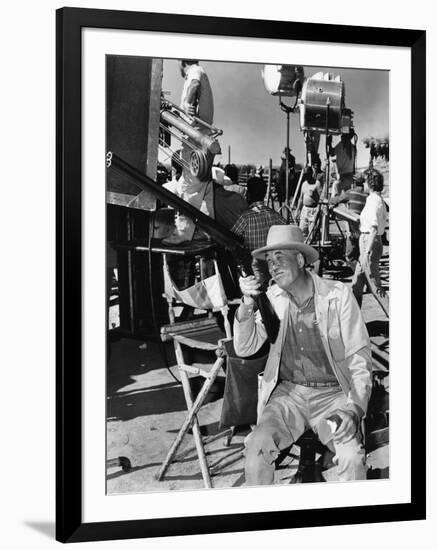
[252,224,319,264]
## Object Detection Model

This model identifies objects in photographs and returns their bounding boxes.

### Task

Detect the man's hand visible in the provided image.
[360,252,370,273]
[331,409,359,444]
[186,104,197,116]
[239,275,262,304]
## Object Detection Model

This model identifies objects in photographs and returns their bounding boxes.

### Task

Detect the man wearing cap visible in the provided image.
[233,225,372,485]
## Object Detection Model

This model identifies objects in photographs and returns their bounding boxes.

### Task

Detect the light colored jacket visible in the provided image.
[233,272,372,419]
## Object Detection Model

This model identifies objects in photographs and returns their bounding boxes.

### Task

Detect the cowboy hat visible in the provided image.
[252,224,319,264]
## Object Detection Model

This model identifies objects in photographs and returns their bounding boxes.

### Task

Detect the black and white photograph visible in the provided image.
[106,56,390,494]
[2,0,432,547]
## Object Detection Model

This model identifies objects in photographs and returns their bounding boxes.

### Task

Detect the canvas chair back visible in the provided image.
[162,256,231,338]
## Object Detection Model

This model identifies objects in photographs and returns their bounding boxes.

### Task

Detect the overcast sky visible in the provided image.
[161,59,389,169]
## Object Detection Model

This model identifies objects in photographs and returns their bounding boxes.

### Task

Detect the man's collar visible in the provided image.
[310,271,339,302]
[269,271,337,302]
[285,272,315,305]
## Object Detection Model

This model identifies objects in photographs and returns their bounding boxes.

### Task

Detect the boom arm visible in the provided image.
[107,152,280,343]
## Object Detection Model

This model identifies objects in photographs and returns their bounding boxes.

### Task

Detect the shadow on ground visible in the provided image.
[108,374,225,422]
[107,383,188,421]
[107,338,176,397]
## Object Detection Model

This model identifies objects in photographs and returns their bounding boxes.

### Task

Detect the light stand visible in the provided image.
[279,97,296,223]
[305,97,333,249]
[321,97,331,245]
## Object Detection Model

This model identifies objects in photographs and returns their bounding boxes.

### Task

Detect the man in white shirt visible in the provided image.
[352,169,388,307]
[163,60,215,245]
[179,60,214,125]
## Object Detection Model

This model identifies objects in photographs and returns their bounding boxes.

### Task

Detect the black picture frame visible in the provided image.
[56,7,426,543]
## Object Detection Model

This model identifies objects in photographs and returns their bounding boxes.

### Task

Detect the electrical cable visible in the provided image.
[147,209,181,385]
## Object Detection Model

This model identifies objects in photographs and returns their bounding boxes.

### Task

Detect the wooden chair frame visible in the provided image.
[157,254,232,487]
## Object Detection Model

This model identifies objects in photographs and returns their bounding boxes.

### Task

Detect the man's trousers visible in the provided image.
[244,381,367,485]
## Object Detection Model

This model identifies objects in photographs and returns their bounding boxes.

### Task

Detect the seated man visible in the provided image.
[233,224,372,485]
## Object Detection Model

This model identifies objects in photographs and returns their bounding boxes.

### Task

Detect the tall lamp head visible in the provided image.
[262,65,305,97]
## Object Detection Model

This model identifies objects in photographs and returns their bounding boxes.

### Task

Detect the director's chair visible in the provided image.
[157,255,232,488]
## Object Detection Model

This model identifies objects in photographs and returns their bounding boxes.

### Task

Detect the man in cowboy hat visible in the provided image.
[233,225,372,485]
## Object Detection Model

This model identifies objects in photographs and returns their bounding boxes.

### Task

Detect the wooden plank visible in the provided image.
[173,333,222,351]
[161,317,219,336]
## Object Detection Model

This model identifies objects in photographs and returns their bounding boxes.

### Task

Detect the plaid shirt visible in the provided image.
[231,202,287,251]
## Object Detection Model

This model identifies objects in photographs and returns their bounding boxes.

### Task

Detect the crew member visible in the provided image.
[296,166,323,238]
[352,169,388,307]
[277,147,296,204]
[224,163,245,196]
[231,176,286,285]
[331,172,368,270]
[328,131,357,197]
[233,224,372,485]
[163,60,215,245]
